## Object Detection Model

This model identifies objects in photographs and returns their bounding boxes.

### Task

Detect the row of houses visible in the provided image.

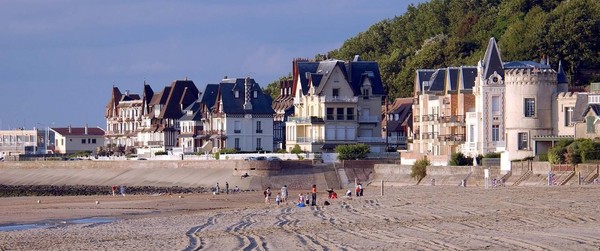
[410,37,600,170]
[104,56,402,156]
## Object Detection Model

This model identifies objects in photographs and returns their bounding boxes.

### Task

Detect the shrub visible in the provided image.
[154,151,168,156]
[335,143,370,160]
[411,156,429,182]
[449,152,469,166]
[219,148,237,154]
[276,149,287,153]
[214,151,220,160]
[484,152,501,158]
[290,144,303,154]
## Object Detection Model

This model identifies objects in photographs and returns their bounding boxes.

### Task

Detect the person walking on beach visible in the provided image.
[355,184,361,197]
[111,185,117,196]
[275,193,281,206]
[120,185,126,196]
[359,183,364,196]
[225,182,229,194]
[311,184,317,206]
[264,187,272,204]
[216,182,220,194]
[281,185,288,203]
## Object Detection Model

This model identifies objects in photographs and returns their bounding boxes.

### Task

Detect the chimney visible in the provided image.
[280,80,284,96]
[125,90,129,96]
[243,77,253,110]
[84,124,88,135]
[68,124,72,134]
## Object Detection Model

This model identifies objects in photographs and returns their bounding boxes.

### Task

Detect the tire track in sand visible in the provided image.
[223,212,266,251]
[184,214,222,251]
[273,206,337,251]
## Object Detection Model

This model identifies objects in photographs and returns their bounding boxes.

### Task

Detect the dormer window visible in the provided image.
[234,90,239,98]
[253,91,257,98]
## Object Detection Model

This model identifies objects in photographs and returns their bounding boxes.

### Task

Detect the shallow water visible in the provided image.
[0,217,117,232]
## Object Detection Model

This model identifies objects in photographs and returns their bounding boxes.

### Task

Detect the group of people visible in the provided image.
[111,185,126,196]
[264,185,291,206]
[262,184,320,207]
[296,185,318,206]
[215,182,240,194]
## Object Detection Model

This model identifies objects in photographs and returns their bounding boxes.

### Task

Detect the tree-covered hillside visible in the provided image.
[326,0,600,99]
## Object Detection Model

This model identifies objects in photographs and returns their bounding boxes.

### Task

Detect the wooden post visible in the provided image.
[380,180,384,196]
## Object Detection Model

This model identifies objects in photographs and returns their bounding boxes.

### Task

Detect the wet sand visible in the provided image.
[1,186,600,250]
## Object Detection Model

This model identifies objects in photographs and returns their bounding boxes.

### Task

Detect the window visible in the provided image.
[492,96,500,114]
[492,125,499,142]
[235,138,240,150]
[234,90,239,98]
[88,139,91,143]
[564,107,574,127]
[469,125,475,142]
[253,91,257,98]
[256,138,262,150]
[524,98,535,117]
[82,139,86,144]
[587,116,595,133]
[346,108,354,120]
[256,121,262,133]
[92,139,96,144]
[326,108,334,120]
[234,121,241,133]
[332,88,339,97]
[337,108,344,120]
[518,132,528,150]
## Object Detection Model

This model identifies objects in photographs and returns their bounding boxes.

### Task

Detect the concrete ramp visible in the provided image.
[370,164,417,186]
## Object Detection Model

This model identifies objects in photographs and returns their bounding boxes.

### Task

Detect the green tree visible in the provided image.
[411,156,430,182]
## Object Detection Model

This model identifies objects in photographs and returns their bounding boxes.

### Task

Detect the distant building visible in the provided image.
[286,55,386,153]
[51,125,105,154]
[0,128,44,157]
[272,78,294,151]
[105,86,143,151]
[206,77,275,152]
[383,98,412,150]
[136,79,200,153]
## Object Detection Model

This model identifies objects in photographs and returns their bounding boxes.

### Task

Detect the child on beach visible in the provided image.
[264,187,272,204]
[275,193,281,206]
[298,193,304,203]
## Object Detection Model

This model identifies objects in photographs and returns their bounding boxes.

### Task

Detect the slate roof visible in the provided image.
[459,66,477,91]
[583,103,600,118]
[160,80,200,119]
[216,78,275,114]
[294,58,385,97]
[200,84,219,112]
[180,101,202,121]
[295,62,320,95]
[427,69,446,92]
[52,127,105,136]
[348,60,385,95]
[141,83,154,115]
[557,60,569,84]
[445,67,460,93]
[105,86,122,117]
[415,69,435,94]
[482,37,504,79]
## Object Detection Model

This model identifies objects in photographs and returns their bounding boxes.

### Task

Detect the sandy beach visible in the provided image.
[2,185,600,250]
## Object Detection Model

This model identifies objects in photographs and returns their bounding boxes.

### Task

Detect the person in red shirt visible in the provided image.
[311,184,317,206]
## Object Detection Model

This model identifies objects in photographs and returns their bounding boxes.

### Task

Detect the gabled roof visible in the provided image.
[120,94,140,102]
[180,101,202,121]
[557,60,569,84]
[217,78,275,114]
[200,84,219,112]
[314,60,348,94]
[105,86,122,117]
[52,127,105,136]
[160,80,200,119]
[482,37,504,80]
[142,83,154,115]
[385,98,413,132]
[295,61,320,95]
[583,104,600,118]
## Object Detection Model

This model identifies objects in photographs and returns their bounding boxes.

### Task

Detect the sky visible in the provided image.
[0,0,423,130]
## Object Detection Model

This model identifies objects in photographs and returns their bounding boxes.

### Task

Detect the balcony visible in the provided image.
[421,132,438,140]
[358,115,380,123]
[323,96,358,103]
[234,130,241,134]
[387,136,407,144]
[296,137,324,143]
[288,116,325,124]
[439,115,465,124]
[357,136,385,143]
[421,115,439,122]
[437,134,466,142]
[256,129,263,133]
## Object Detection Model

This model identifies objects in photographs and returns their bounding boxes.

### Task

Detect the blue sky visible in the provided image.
[0,0,422,130]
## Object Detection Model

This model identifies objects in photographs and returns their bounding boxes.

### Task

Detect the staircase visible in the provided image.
[459,172,472,186]
[512,170,532,186]
[500,171,512,186]
[557,171,575,186]
[586,173,599,185]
